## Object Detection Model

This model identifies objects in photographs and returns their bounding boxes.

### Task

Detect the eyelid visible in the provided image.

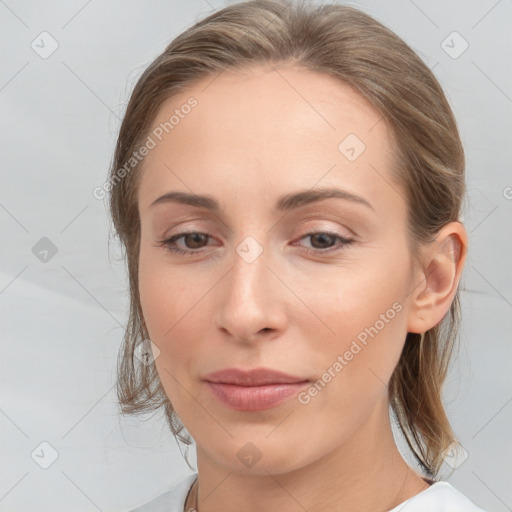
[159,221,352,244]
[294,215,359,239]
[158,228,355,257]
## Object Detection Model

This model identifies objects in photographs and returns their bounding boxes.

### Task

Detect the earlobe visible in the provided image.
[406,222,468,334]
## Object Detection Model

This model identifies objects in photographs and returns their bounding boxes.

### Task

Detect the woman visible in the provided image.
[108,1,487,510]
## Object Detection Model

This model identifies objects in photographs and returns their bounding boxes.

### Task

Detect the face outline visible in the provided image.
[136,62,427,476]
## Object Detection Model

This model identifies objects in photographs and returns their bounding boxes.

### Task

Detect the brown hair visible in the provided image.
[108,0,465,477]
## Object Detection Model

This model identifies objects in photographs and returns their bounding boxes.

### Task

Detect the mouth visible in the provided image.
[203,366,309,386]
[203,367,310,411]
[204,381,309,411]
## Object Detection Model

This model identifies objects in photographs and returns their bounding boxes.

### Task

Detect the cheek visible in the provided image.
[311,260,408,345]
[138,255,193,382]
[291,292,406,450]
[138,247,197,341]
[138,249,216,401]
[301,252,410,403]
[138,259,200,422]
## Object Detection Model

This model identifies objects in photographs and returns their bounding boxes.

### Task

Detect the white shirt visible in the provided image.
[128,472,487,511]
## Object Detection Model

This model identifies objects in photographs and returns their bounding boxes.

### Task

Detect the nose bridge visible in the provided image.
[232,234,267,299]
[230,234,270,313]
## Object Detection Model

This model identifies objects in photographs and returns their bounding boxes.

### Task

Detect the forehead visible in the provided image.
[137,63,401,214]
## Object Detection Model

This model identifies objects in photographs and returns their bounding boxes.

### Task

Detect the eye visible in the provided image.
[158,231,212,255]
[158,230,354,256]
[296,231,354,254]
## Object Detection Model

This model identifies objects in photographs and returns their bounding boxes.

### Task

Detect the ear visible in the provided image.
[407,222,468,334]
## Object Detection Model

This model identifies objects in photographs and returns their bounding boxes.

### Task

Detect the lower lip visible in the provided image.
[205,381,310,411]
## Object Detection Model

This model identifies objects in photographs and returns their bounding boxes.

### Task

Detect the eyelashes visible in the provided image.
[160,232,210,255]
[157,230,354,257]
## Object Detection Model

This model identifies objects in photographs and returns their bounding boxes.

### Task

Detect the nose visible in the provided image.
[214,241,288,344]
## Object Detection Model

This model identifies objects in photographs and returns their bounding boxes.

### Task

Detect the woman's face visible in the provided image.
[137,63,421,474]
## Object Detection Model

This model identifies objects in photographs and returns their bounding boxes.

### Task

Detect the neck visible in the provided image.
[192,399,429,512]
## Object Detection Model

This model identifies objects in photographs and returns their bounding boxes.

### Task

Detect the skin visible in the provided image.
[136,63,468,512]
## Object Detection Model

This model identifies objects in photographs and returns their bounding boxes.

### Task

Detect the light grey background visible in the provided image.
[1,1,510,511]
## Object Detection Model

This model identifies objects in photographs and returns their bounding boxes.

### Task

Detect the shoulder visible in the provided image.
[388,481,487,512]
[127,473,198,512]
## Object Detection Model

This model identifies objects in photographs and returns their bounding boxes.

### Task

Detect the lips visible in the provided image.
[202,367,310,411]
[203,367,309,386]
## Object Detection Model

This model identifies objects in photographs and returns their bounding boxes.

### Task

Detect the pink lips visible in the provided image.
[203,367,310,411]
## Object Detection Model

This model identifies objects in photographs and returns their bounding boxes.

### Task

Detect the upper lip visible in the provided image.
[203,367,309,386]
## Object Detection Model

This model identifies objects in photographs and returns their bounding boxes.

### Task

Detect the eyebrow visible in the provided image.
[149,187,374,212]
